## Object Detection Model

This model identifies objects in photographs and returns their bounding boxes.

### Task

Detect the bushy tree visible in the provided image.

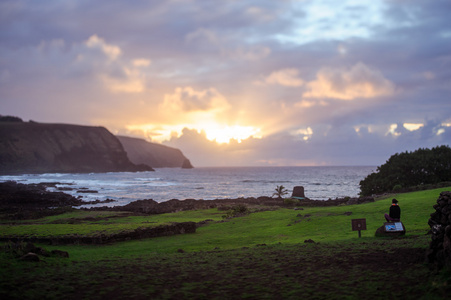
[0,115,23,122]
[360,145,451,196]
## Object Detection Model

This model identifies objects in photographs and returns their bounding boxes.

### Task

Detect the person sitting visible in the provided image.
[385,198,401,222]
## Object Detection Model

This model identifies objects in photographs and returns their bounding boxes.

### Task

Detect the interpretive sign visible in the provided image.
[351,218,367,238]
[384,222,404,232]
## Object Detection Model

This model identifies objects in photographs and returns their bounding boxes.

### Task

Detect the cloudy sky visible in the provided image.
[1,0,450,167]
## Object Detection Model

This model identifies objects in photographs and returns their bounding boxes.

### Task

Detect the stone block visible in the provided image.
[291,186,305,198]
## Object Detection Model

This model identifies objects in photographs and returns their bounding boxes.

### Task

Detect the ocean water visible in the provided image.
[0,166,376,207]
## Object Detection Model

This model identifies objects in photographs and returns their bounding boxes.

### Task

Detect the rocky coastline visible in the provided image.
[0,181,374,220]
[0,181,114,219]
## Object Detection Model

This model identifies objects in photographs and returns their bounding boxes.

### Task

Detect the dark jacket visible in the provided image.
[389,204,401,219]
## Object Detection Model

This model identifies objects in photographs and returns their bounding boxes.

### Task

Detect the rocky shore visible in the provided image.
[0,181,374,219]
[88,195,374,215]
[0,181,114,219]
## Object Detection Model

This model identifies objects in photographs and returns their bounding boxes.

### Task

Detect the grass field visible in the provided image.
[1,187,451,299]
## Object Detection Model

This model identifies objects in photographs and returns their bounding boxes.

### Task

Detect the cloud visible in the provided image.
[100,67,145,93]
[132,59,151,67]
[303,62,396,100]
[0,0,449,167]
[84,35,121,60]
[185,27,271,61]
[161,86,230,113]
[164,119,451,167]
[262,68,304,87]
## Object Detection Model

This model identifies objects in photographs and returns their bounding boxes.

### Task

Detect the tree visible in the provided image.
[359,145,451,196]
[272,185,289,199]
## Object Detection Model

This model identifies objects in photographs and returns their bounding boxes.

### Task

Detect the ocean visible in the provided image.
[0,166,376,208]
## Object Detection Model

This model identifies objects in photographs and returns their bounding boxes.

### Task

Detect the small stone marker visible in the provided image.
[291,186,305,199]
[351,218,367,238]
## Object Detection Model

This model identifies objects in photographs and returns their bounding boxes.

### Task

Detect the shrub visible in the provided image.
[222,204,250,219]
[283,198,300,206]
[392,184,402,192]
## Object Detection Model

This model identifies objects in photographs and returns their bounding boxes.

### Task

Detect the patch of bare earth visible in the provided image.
[41,240,440,300]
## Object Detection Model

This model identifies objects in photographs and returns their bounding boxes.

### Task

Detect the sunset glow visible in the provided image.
[1,0,449,167]
[204,125,262,144]
[126,123,262,145]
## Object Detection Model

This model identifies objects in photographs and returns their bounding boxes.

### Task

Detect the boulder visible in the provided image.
[19,252,40,262]
[375,222,406,237]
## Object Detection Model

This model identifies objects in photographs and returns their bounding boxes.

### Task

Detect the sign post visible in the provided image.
[351,218,367,238]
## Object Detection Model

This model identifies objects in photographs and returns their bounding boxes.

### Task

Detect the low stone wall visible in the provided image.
[426,191,451,268]
[1,222,196,245]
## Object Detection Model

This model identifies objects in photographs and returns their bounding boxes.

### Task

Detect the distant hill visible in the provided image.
[117,136,193,169]
[0,119,153,174]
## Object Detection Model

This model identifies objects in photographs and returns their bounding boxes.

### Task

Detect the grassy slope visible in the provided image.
[0,187,445,259]
[51,187,448,259]
[1,187,450,299]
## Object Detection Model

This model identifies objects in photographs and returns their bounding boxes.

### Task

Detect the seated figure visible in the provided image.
[384,198,401,222]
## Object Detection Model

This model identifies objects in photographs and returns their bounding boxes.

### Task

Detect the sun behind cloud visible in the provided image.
[125,122,262,145]
[204,124,262,144]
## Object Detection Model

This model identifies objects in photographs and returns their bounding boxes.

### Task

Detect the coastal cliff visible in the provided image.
[0,120,153,174]
[117,135,193,168]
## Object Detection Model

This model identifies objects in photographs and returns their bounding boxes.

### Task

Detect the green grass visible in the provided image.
[1,187,448,257]
[0,208,225,238]
[1,187,450,299]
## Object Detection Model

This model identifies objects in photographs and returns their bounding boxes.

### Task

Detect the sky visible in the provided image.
[1,0,450,167]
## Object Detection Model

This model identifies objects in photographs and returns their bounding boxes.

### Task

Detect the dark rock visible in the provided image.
[76,190,98,194]
[427,191,451,269]
[51,250,69,258]
[304,239,316,243]
[33,247,50,257]
[19,252,40,262]
[197,219,214,227]
[0,181,101,219]
[346,197,375,205]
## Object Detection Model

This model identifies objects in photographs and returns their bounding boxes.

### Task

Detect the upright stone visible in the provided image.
[292,186,305,198]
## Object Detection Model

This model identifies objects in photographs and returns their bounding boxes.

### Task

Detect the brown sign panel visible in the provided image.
[351,218,367,231]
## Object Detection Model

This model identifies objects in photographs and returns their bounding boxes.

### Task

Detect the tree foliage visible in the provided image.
[272,185,289,199]
[359,145,451,196]
[0,115,23,122]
